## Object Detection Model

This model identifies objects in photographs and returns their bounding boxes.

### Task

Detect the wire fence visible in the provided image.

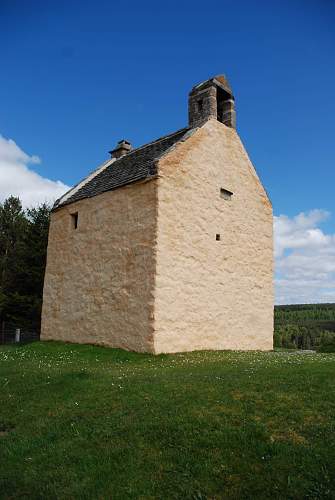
[0,323,40,345]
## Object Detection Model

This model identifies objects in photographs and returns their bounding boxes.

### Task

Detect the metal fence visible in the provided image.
[0,324,40,345]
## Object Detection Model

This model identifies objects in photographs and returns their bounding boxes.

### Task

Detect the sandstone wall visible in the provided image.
[41,180,157,352]
[154,119,273,353]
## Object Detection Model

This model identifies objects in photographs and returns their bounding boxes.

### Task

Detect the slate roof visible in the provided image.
[54,127,191,210]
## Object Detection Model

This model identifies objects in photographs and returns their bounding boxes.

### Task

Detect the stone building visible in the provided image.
[41,75,273,353]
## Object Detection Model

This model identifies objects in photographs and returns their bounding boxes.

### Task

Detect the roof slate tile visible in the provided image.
[54,127,190,210]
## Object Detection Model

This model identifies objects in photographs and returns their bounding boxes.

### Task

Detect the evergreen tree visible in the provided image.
[0,196,50,330]
[0,196,27,326]
[24,203,51,329]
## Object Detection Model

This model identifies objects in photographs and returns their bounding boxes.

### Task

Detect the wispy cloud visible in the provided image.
[274,210,335,304]
[0,134,70,208]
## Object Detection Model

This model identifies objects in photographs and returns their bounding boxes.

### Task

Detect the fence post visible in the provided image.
[15,328,21,343]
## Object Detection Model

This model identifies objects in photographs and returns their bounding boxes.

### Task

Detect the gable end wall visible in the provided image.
[154,119,273,353]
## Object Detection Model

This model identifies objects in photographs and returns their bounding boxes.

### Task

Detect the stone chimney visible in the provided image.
[188,75,236,129]
[109,140,132,159]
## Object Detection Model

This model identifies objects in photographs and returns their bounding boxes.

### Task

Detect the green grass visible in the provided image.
[1,342,335,499]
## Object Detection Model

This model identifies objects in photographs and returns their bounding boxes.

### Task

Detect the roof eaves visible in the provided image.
[53,157,117,209]
[53,171,158,211]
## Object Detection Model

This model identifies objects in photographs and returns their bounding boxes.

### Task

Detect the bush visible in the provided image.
[273,330,281,348]
[317,331,335,353]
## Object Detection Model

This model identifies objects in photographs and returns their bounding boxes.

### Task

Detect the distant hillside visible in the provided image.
[275,303,335,330]
[274,303,335,350]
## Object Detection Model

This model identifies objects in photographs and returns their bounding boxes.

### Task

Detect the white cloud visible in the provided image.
[0,134,70,208]
[274,210,335,304]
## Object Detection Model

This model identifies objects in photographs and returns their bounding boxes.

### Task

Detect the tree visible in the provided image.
[0,196,51,330]
[23,203,51,329]
[0,197,28,325]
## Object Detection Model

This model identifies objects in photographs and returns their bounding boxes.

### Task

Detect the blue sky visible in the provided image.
[0,0,334,303]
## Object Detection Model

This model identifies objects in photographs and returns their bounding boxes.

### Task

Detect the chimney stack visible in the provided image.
[188,75,236,129]
[109,140,132,159]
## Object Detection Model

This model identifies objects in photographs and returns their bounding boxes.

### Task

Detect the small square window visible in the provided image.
[71,212,78,229]
[197,99,203,112]
[220,188,233,200]
[216,234,221,241]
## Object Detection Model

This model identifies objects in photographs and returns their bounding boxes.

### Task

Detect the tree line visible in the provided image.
[0,196,50,332]
[274,303,335,351]
[275,303,335,322]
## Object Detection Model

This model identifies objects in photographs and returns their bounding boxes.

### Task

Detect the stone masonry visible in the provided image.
[41,75,273,353]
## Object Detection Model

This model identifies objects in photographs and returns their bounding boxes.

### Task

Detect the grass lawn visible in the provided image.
[0,342,335,499]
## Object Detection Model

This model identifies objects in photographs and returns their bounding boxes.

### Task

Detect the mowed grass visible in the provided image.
[0,343,335,499]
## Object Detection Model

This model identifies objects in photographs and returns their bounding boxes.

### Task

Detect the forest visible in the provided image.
[1,195,335,350]
[274,303,335,351]
[0,196,50,333]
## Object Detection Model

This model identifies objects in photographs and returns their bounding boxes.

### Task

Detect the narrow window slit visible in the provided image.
[216,234,221,241]
[71,212,78,229]
[220,188,233,200]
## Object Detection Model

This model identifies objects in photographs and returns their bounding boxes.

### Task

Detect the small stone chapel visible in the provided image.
[41,75,273,353]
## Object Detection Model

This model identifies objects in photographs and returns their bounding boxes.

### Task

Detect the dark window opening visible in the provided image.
[71,212,78,229]
[220,188,233,200]
[197,99,203,112]
[216,234,221,241]
[216,87,231,123]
